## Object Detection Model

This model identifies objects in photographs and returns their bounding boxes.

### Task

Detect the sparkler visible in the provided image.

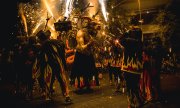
[44,12,52,31]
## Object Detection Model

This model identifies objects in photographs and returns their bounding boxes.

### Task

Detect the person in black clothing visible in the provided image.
[22,36,40,100]
[36,30,72,103]
[151,38,165,100]
[13,37,27,96]
[121,25,144,108]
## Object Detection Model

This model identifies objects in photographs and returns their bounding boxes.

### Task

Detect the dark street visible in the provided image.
[0,72,180,108]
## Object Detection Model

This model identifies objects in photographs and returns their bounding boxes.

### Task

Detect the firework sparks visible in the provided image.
[42,0,54,19]
[17,0,106,39]
[98,0,108,22]
[32,21,43,34]
[64,0,74,18]
[18,3,28,36]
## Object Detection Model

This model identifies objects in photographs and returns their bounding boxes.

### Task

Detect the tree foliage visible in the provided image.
[153,10,177,49]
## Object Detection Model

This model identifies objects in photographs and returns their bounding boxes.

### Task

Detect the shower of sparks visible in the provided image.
[17,0,107,39]
[18,3,28,36]
[64,0,74,18]
[98,0,108,22]
[32,21,43,34]
[18,1,46,36]
[43,0,54,18]
[18,0,63,38]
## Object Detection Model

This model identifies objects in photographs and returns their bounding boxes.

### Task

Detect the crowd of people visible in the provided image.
[0,17,167,108]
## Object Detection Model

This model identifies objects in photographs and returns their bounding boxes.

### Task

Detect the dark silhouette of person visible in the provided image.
[22,36,40,100]
[140,37,165,102]
[36,30,72,103]
[121,25,144,108]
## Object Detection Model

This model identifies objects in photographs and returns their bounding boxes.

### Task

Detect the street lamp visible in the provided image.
[137,0,143,41]
[137,0,142,21]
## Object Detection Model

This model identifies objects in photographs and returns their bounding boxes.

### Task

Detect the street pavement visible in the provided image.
[0,72,180,108]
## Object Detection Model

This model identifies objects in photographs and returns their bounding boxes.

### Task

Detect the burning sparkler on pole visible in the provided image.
[44,12,52,31]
